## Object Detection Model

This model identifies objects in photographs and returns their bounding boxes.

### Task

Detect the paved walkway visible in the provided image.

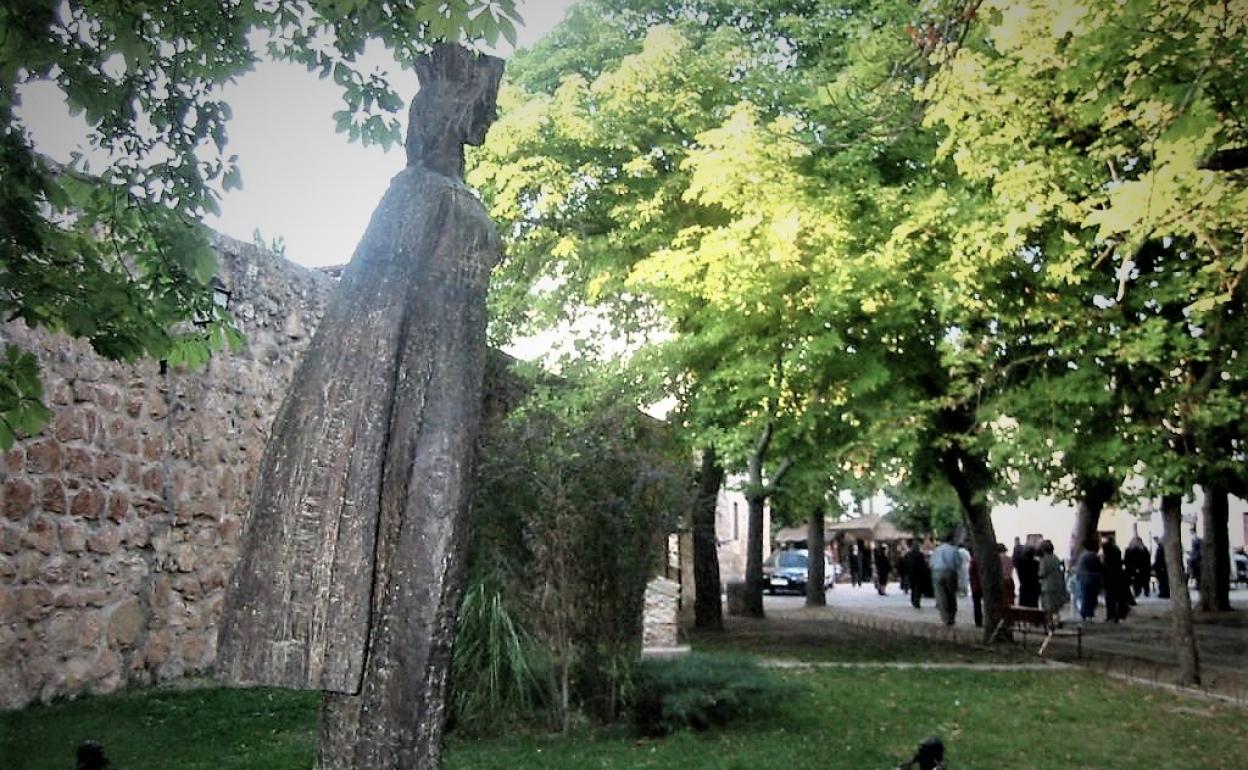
[758,582,1248,701]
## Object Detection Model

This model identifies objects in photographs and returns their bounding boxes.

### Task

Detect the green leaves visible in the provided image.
[0,347,52,450]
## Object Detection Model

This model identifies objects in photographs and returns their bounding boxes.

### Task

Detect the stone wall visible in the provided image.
[0,235,332,709]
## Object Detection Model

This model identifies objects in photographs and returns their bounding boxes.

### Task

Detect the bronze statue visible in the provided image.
[217,44,504,769]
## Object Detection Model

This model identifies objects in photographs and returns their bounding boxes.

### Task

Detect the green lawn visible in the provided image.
[4,668,1245,770]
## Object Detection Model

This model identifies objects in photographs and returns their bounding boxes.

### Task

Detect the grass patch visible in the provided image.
[3,658,1245,770]
[0,685,317,770]
[690,617,1036,664]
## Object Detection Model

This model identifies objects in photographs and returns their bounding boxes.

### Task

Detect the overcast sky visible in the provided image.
[19,1,581,269]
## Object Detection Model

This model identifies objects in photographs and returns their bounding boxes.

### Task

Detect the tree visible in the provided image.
[921,0,1247,678]
[1,0,522,444]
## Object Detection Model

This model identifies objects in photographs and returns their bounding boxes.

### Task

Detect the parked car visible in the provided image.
[762,549,835,594]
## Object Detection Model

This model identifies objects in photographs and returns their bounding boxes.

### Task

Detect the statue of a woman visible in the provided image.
[217,44,504,769]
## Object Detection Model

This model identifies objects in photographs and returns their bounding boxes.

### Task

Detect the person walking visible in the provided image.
[998,543,1016,605]
[874,542,892,596]
[1017,542,1041,608]
[849,545,863,588]
[1103,536,1133,621]
[930,534,963,626]
[1124,536,1151,598]
[1153,536,1170,599]
[1037,540,1067,628]
[898,541,911,593]
[1102,536,1129,622]
[957,541,972,597]
[1189,533,1203,590]
[969,552,984,628]
[1076,544,1104,623]
[902,539,929,609]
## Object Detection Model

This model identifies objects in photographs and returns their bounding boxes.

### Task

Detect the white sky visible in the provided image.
[17,1,581,269]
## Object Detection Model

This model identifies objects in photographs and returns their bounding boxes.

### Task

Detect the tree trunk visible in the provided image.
[743,483,767,619]
[742,425,789,619]
[1069,479,1114,563]
[805,508,826,607]
[941,446,1007,642]
[692,447,726,630]
[1199,483,1231,612]
[1161,493,1201,686]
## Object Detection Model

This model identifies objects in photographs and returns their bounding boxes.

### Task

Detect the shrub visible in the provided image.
[630,654,792,737]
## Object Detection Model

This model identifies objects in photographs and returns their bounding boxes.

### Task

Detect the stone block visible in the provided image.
[133,494,166,519]
[217,515,242,544]
[3,447,24,474]
[70,486,107,519]
[106,491,130,521]
[93,648,122,682]
[4,479,35,519]
[64,446,94,478]
[59,519,87,552]
[15,551,41,580]
[111,419,139,454]
[142,435,162,462]
[49,381,72,405]
[40,478,67,514]
[172,575,203,599]
[144,629,173,666]
[94,453,123,482]
[86,525,121,555]
[126,397,144,418]
[124,460,141,485]
[15,585,54,620]
[54,406,98,443]
[0,522,21,554]
[39,554,73,584]
[181,632,210,668]
[141,466,165,494]
[95,385,122,413]
[119,521,149,548]
[107,599,146,647]
[22,516,58,554]
[172,543,198,573]
[24,440,62,474]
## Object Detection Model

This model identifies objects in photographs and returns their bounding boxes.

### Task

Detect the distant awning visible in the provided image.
[775,514,913,545]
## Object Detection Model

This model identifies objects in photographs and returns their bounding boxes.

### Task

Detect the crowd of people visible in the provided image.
[843,531,1211,629]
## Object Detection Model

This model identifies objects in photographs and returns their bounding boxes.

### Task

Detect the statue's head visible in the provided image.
[405,44,505,176]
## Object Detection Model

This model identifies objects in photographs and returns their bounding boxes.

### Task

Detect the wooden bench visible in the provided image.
[987,605,1082,657]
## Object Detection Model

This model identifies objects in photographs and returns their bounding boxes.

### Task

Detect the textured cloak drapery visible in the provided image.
[216,165,500,695]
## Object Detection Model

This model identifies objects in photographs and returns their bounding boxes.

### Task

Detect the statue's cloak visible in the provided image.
[216,165,499,693]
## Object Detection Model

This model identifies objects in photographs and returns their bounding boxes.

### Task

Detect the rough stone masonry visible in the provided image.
[0,235,331,710]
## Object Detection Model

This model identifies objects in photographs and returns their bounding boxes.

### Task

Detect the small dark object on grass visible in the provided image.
[896,736,945,770]
[76,741,111,770]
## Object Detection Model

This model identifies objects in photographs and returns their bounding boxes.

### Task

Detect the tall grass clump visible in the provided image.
[449,570,551,734]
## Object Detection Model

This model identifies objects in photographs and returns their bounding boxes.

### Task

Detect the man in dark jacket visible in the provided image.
[901,540,929,609]
[874,543,892,595]
[1102,536,1129,621]
[1124,536,1151,597]
[1153,536,1170,599]
[1016,543,1041,607]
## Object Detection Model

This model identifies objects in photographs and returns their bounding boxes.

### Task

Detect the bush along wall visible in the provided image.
[455,368,690,733]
